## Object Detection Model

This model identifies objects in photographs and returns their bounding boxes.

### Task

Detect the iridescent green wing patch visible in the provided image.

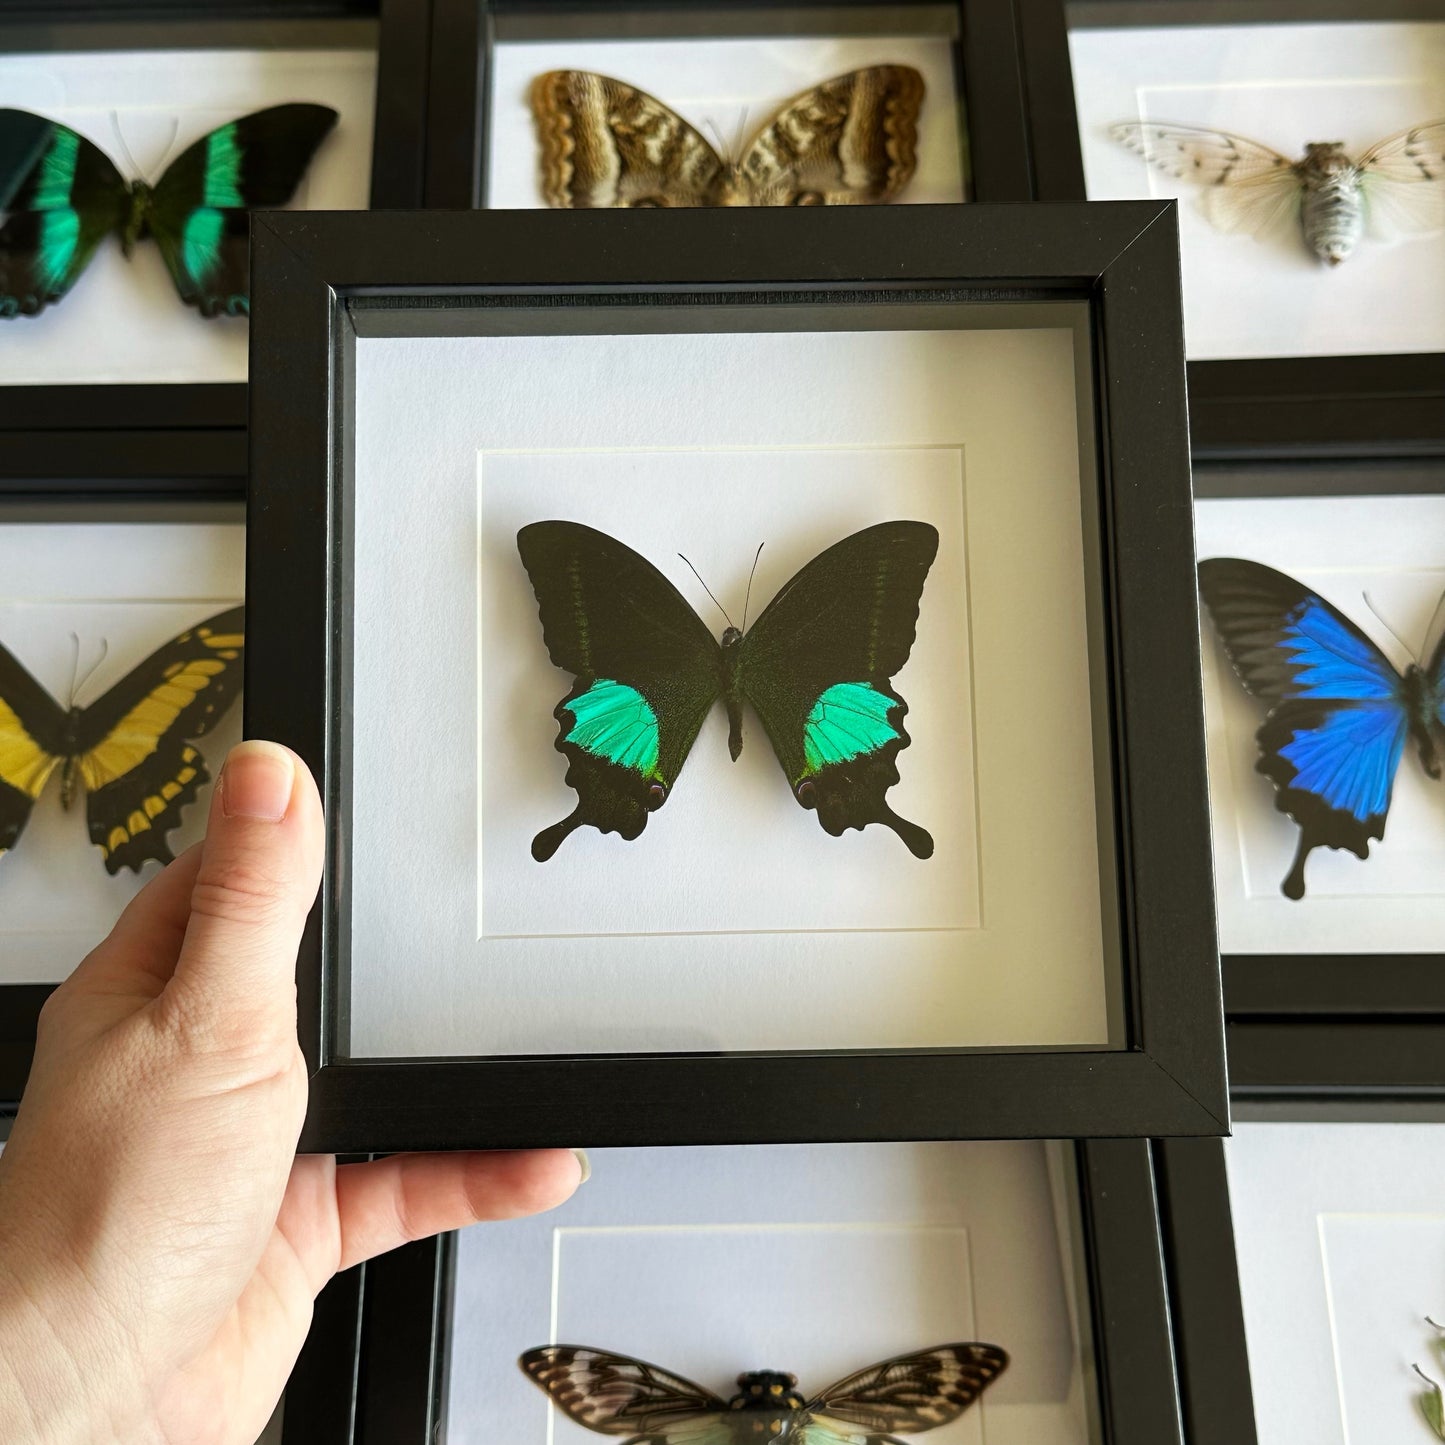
[519,521,723,861]
[561,678,662,777]
[801,681,904,774]
[148,103,337,316]
[0,109,129,316]
[741,521,938,858]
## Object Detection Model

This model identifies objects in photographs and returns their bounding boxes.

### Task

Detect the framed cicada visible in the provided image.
[1110,118,1445,265]
[519,1342,1008,1443]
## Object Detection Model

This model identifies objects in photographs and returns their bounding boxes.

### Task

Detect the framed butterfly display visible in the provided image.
[425,0,1037,210]
[1195,490,1445,959]
[0,43,375,392]
[247,202,1220,1149]
[1016,1,1445,457]
[0,507,242,1105]
[329,1141,1190,1445]
[0,0,434,496]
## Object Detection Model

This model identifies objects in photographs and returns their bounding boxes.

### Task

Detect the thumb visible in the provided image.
[164,740,324,1043]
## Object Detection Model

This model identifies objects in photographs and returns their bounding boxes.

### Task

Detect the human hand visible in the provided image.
[0,741,583,1445]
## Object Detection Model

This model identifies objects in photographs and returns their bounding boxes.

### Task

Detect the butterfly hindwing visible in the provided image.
[147,102,337,315]
[1197,557,1422,898]
[518,522,723,859]
[531,71,724,208]
[0,108,129,316]
[72,605,245,873]
[740,521,938,857]
[739,66,924,205]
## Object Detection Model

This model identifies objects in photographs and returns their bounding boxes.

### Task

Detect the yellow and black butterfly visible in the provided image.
[0,607,243,873]
[518,1342,1008,1443]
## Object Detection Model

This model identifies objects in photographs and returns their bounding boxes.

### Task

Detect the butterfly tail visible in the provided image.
[1281,831,1312,902]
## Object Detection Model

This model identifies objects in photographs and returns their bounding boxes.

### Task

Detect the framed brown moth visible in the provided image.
[529,65,925,207]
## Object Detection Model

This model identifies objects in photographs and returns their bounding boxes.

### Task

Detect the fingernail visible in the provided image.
[221,741,295,821]
[572,1149,592,1185]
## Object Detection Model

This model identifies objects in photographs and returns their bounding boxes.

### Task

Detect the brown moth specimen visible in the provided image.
[531,65,925,208]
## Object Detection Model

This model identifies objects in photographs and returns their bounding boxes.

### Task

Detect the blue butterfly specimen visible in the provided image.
[519,1342,1008,1443]
[1197,557,1445,899]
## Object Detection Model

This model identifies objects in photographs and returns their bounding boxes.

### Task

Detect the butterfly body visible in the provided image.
[517,521,939,861]
[531,67,924,208]
[1109,119,1445,265]
[0,103,337,316]
[0,607,244,873]
[1197,558,1445,898]
[520,1343,1008,1444]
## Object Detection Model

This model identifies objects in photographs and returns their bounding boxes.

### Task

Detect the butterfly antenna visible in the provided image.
[740,542,764,634]
[1361,589,1418,662]
[69,634,109,709]
[677,552,735,629]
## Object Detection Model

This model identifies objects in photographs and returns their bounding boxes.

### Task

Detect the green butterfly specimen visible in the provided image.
[0,103,337,318]
[517,520,939,861]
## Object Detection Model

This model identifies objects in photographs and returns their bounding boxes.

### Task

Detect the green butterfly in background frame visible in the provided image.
[0,103,337,317]
[517,519,939,861]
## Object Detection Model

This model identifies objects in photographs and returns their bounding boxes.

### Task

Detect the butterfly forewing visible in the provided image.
[739,521,938,857]
[0,109,129,316]
[148,102,338,315]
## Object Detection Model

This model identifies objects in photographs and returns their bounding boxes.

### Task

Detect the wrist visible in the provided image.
[0,1255,137,1445]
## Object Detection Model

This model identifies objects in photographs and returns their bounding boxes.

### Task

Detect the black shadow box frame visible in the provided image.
[1015,0,1445,461]
[1191,455,1445,1108]
[0,0,434,502]
[423,0,1033,208]
[284,1142,1187,1444]
[1153,1137,1258,1445]
[0,495,245,1112]
[246,201,1224,1151]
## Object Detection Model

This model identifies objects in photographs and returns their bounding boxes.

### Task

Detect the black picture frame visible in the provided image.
[291,1141,1186,1444]
[0,0,434,501]
[1188,454,1445,1105]
[1153,1137,1258,1445]
[1014,0,1445,461]
[246,201,1224,1151]
[0,495,245,1115]
[423,0,1033,209]
[280,1262,369,1445]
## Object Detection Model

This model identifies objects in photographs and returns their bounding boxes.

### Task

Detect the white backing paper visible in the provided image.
[446,1141,1091,1444]
[349,323,1109,1059]
[0,521,243,983]
[1194,495,1445,954]
[1071,21,1445,360]
[0,47,377,386]
[486,32,966,207]
[1228,1123,1445,1445]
